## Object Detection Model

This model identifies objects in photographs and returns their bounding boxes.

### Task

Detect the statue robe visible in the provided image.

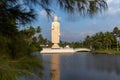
[51,22,60,44]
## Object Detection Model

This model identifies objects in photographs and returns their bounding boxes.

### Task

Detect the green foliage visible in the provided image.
[59,41,83,48]
[36,26,41,33]
[0,33,44,80]
[113,27,120,37]
[59,27,118,50]
[83,27,118,50]
[0,55,43,80]
[0,28,44,80]
[55,0,107,16]
[20,26,43,51]
[0,0,44,79]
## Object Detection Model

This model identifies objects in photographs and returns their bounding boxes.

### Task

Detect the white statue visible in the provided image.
[51,16,60,48]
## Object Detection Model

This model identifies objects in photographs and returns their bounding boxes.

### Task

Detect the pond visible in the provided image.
[43,52,120,80]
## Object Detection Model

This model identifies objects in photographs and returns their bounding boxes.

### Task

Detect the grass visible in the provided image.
[92,49,120,54]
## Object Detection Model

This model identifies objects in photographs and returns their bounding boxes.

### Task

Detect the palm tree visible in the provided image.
[113,27,120,37]
[36,26,41,33]
[84,35,93,48]
[113,27,120,51]
[96,32,104,49]
[91,32,104,49]
[104,32,115,50]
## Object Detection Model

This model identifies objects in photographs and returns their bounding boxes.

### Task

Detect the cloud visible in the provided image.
[40,10,56,19]
[105,0,120,15]
[78,31,94,37]
[96,0,120,17]
[61,30,95,42]
[40,10,47,18]
[40,9,62,21]
[64,15,80,22]
[106,0,114,4]
[107,0,120,4]
[107,8,120,15]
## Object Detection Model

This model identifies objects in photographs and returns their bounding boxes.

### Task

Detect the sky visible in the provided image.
[34,0,120,42]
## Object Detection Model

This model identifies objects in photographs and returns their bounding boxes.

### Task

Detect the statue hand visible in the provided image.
[59,33,60,36]
[52,28,54,30]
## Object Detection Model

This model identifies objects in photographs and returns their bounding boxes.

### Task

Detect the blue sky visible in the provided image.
[34,0,120,42]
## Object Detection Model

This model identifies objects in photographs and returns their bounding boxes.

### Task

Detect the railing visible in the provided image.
[74,48,91,52]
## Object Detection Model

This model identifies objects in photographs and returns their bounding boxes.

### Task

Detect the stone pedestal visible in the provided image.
[52,43,60,49]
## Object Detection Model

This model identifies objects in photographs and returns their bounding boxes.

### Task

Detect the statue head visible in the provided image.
[54,16,58,22]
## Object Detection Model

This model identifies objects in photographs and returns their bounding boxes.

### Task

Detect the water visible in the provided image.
[42,52,120,80]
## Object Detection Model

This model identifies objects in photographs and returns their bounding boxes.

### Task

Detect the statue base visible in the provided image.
[52,43,60,49]
[40,48,75,54]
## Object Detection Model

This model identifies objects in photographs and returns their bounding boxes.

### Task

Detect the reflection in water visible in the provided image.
[51,54,60,80]
[43,52,120,80]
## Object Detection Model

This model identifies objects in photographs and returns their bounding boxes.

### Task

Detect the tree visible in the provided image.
[21,26,44,51]
[0,33,44,80]
[113,27,120,51]
[50,0,107,16]
[36,26,41,33]
[91,32,104,50]
[83,31,117,50]
[113,27,120,37]
[104,32,115,50]
[84,35,93,48]
[0,8,43,79]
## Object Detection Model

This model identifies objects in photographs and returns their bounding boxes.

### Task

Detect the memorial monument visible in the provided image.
[41,16,76,54]
[51,16,60,48]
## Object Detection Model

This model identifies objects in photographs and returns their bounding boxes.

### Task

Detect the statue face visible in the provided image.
[54,16,58,21]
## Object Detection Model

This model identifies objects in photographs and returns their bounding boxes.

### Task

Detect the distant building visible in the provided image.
[65,45,70,48]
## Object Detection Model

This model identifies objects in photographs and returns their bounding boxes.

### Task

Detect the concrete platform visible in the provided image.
[40,48,75,54]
